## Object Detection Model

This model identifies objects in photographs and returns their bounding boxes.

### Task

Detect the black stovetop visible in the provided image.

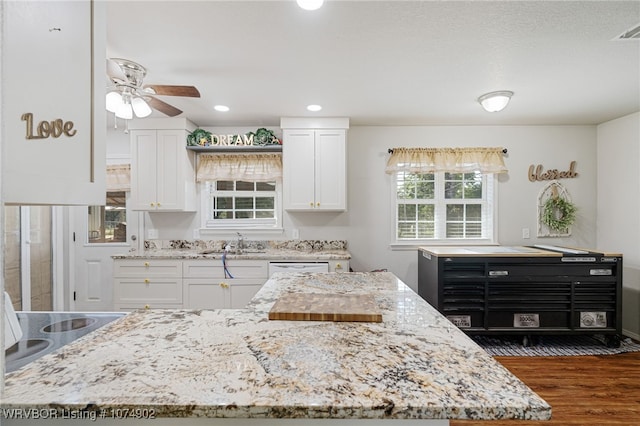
[5,311,126,373]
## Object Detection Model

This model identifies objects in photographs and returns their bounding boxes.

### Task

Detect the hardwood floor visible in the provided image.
[451,351,640,426]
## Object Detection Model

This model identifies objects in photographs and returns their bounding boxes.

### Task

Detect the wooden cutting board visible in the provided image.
[268,293,382,322]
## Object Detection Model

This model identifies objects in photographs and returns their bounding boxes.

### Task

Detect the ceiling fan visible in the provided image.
[106,58,200,119]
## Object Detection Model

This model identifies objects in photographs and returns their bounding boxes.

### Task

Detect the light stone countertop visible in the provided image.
[1,272,551,421]
[112,239,351,260]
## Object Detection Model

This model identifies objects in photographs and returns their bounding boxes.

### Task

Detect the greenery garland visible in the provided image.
[542,197,577,232]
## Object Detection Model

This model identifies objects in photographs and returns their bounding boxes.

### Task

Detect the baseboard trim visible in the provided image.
[623,329,640,341]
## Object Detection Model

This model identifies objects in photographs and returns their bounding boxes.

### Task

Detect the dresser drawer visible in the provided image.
[114,278,182,305]
[113,259,182,278]
[183,259,268,279]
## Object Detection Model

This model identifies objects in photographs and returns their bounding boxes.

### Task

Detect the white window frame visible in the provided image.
[390,171,498,248]
[199,179,283,235]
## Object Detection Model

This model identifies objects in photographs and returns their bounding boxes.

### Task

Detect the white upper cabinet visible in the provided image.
[130,119,197,212]
[1,1,106,205]
[281,118,349,211]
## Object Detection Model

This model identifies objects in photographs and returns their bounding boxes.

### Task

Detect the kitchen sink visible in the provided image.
[198,249,266,255]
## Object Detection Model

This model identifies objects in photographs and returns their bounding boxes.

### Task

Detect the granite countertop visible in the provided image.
[112,239,351,260]
[1,272,551,421]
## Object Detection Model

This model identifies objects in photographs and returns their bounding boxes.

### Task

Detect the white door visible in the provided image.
[71,192,141,311]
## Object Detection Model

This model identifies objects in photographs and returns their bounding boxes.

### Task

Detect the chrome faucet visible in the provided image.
[236,232,245,254]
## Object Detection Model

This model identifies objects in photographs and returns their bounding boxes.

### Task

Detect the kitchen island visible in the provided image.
[1,272,551,425]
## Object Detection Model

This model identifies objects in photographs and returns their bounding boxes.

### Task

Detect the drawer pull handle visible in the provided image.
[489,270,509,276]
[144,262,150,267]
[144,278,150,284]
[144,304,150,310]
[219,282,229,289]
[335,263,342,269]
[317,202,320,207]
[150,202,155,207]
[309,202,314,207]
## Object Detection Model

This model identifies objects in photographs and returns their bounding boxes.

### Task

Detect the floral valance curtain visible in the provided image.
[385,147,508,174]
[196,153,283,182]
[106,164,131,191]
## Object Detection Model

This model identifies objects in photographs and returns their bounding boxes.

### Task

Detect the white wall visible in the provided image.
[343,125,597,289]
[132,125,599,292]
[597,112,640,338]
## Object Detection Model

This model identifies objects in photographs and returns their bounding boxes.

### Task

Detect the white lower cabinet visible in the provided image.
[113,259,183,311]
[182,259,268,309]
[114,258,346,310]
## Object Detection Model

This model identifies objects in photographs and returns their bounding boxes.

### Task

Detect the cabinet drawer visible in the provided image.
[114,278,182,304]
[487,264,617,278]
[488,311,571,329]
[114,259,181,278]
[183,259,268,279]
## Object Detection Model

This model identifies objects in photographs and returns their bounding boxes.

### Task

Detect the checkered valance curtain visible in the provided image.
[385,147,508,174]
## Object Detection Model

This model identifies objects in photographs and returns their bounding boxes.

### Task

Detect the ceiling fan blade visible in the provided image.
[147,97,183,117]
[144,85,200,98]
[106,58,127,81]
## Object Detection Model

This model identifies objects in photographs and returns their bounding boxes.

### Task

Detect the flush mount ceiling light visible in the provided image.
[297,0,324,11]
[477,90,514,112]
[214,105,230,112]
[307,104,322,112]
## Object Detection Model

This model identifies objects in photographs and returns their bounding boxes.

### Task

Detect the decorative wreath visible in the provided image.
[541,197,577,232]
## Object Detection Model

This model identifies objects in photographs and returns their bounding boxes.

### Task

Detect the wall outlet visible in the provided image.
[292,229,300,239]
[147,229,159,239]
[522,228,530,239]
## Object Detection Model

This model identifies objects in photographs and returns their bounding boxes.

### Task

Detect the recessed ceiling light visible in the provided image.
[214,105,229,112]
[306,104,322,112]
[297,0,324,11]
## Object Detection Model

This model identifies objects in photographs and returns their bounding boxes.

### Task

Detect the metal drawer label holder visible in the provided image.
[514,313,540,328]
[446,315,471,328]
[580,312,607,328]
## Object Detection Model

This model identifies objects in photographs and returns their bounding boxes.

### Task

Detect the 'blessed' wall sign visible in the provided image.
[528,161,578,182]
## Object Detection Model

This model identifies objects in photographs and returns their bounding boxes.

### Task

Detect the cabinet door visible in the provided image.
[283,130,316,210]
[157,130,185,211]
[183,279,228,309]
[130,130,158,210]
[229,280,264,308]
[315,130,346,210]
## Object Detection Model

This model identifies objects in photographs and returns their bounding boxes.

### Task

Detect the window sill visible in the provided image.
[390,240,498,250]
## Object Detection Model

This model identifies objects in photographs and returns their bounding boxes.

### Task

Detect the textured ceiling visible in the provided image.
[106,1,640,127]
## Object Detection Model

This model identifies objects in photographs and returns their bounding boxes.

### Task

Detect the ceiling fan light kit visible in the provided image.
[106,58,200,120]
[478,90,514,112]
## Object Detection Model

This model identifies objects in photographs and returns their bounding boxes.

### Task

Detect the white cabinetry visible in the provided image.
[281,118,349,211]
[113,259,183,311]
[183,259,268,309]
[130,119,197,211]
[113,256,348,310]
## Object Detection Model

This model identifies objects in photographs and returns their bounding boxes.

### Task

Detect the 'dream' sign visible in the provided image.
[211,134,255,145]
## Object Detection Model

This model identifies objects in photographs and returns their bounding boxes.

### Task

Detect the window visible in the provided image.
[203,180,281,229]
[394,171,495,243]
[87,191,127,243]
